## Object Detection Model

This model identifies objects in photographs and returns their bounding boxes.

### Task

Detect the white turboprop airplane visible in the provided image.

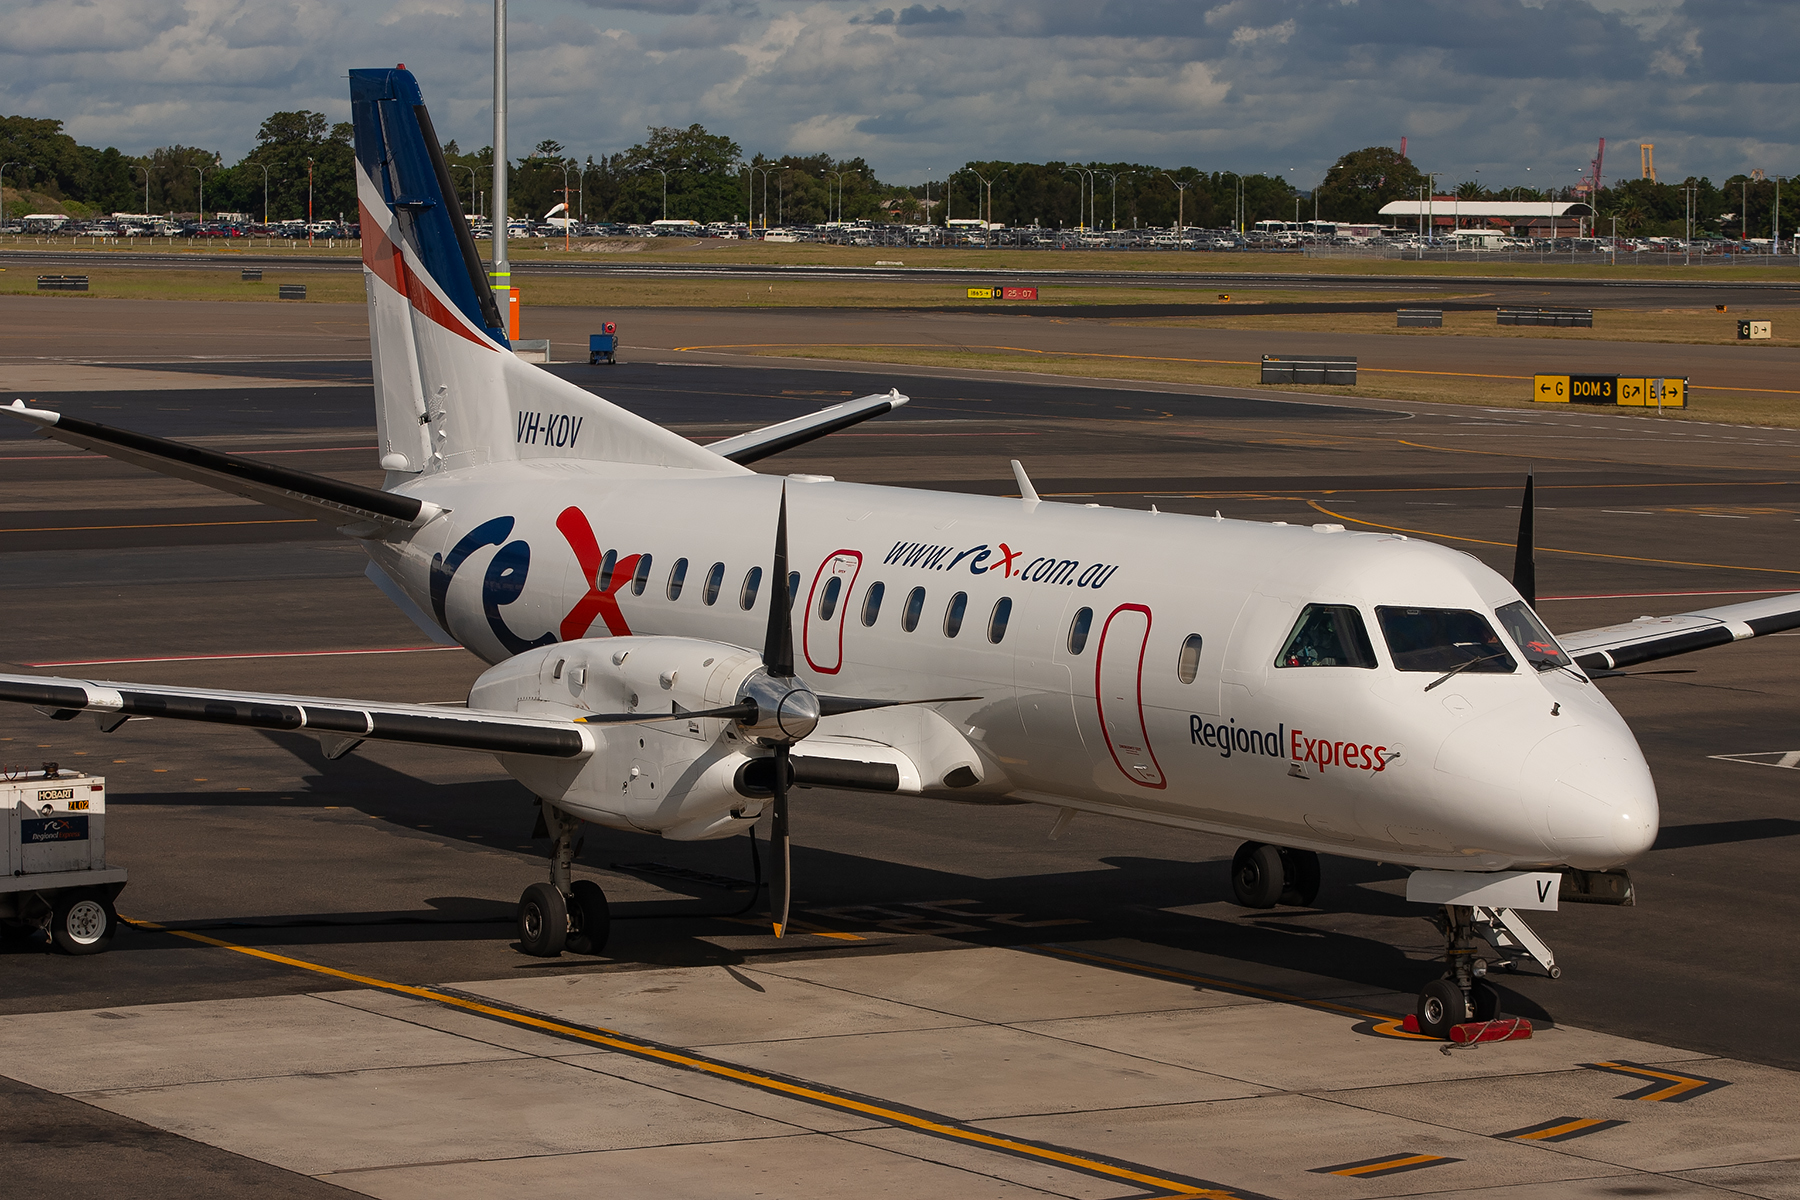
[5,68,1798,1037]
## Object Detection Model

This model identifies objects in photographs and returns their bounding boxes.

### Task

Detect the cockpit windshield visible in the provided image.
[1495,600,1574,672]
[1376,606,1517,674]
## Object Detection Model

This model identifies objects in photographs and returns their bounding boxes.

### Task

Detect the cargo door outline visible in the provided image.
[1094,603,1166,789]
[803,549,862,675]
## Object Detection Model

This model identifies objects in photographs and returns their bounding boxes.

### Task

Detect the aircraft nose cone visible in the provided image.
[1524,726,1660,868]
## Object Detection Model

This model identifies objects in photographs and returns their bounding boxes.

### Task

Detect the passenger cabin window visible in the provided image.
[1495,601,1573,673]
[631,554,653,596]
[944,592,968,638]
[818,576,843,622]
[739,566,763,611]
[861,581,885,626]
[1276,604,1377,668]
[988,597,1012,644]
[1176,634,1203,684]
[901,587,926,632]
[1376,606,1516,674]
[598,549,618,589]
[702,562,724,606]
[788,571,800,604]
[667,558,688,601]
[1068,607,1093,655]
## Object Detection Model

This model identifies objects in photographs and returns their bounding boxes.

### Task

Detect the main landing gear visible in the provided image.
[1416,903,1559,1039]
[1229,842,1320,908]
[517,801,611,958]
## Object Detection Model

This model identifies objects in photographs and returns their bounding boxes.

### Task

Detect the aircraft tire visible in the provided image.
[565,879,611,956]
[1417,978,1467,1039]
[50,889,116,956]
[1278,849,1321,907]
[517,882,568,957]
[1230,842,1285,909]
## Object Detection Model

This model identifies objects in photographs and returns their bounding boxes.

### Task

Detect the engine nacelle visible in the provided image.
[470,637,772,839]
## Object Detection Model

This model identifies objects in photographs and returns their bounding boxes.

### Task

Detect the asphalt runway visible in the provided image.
[2,303,1798,1198]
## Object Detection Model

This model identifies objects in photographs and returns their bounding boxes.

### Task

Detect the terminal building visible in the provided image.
[1378,198,1595,238]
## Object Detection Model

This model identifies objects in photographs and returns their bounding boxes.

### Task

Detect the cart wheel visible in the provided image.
[51,890,117,955]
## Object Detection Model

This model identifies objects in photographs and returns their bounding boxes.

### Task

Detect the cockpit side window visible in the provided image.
[1275,604,1377,668]
[1495,600,1573,672]
[1376,606,1517,674]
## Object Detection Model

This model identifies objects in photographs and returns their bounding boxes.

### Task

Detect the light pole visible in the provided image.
[966,168,994,231]
[1221,172,1242,233]
[1161,173,1190,238]
[1100,170,1122,231]
[256,163,270,229]
[492,0,510,317]
[1064,167,1093,231]
[194,164,208,225]
[560,160,572,249]
[0,162,22,233]
[651,166,668,221]
[134,165,150,218]
[826,170,845,223]
[306,157,314,245]
[1423,172,1442,242]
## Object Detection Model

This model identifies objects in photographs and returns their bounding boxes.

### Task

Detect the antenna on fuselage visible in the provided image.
[1512,470,1536,609]
[1010,459,1040,504]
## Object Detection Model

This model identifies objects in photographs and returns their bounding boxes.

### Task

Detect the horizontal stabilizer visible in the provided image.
[0,673,592,759]
[1558,592,1800,670]
[3,400,437,535]
[704,389,908,464]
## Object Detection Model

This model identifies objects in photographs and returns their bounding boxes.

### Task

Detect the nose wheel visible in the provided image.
[1229,842,1320,908]
[1417,903,1549,1038]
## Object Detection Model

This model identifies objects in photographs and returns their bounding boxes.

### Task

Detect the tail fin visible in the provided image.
[348,67,739,477]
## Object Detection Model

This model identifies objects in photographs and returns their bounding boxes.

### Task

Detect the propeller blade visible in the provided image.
[1512,470,1536,609]
[769,743,791,938]
[816,693,983,717]
[576,701,757,726]
[763,485,795,678]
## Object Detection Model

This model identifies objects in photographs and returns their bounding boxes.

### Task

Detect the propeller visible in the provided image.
[1512,470,1536,609]
[576,483,982,937]
[760,485,802,937]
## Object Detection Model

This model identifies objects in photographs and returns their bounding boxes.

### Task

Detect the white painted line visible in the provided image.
[1539,589,1794,601]
[1602,510,1656,515]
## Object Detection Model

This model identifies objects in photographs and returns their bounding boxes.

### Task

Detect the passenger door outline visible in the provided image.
[1094,603,1166,789]
[803,549,862,675]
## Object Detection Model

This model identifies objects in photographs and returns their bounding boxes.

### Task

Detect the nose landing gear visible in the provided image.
[1229,842,1321,908]
[1417,903,1556,1039]
[517,801,611,959]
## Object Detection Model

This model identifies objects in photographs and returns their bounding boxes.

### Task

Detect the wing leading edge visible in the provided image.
[1556,592,1800,671]
[0,673,592,758]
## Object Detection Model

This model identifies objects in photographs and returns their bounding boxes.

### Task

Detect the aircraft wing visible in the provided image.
[704,390,908,464]
[1556,592,1800,671]
[0,673,592,758]
[2,401,440,536]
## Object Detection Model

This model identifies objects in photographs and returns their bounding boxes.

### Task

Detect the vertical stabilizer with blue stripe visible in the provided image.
[349,66,738,477]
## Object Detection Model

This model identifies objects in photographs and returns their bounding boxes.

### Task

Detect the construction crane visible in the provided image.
[1587,138,1605,194]
[1640,144,1655,183]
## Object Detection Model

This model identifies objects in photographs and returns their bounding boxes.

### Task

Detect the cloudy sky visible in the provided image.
[3,0,1793,187]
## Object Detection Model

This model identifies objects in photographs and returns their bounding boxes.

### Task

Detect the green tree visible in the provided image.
[612,124,745,223]
[1314,146,1425,223]
[228,110,354,225]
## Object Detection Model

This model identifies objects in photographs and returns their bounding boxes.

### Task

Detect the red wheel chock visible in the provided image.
[1400,1014,1534,1043]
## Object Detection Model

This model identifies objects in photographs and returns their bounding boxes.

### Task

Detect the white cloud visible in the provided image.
[0,0,1790,186]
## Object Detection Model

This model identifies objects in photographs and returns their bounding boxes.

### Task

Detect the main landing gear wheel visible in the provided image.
[517,882,568,957]
[1417,978,1468,1039]
[1230,843,1320,908]
[1230,843,1285,908]
[51,889,117,956]
[565,879,611,957]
